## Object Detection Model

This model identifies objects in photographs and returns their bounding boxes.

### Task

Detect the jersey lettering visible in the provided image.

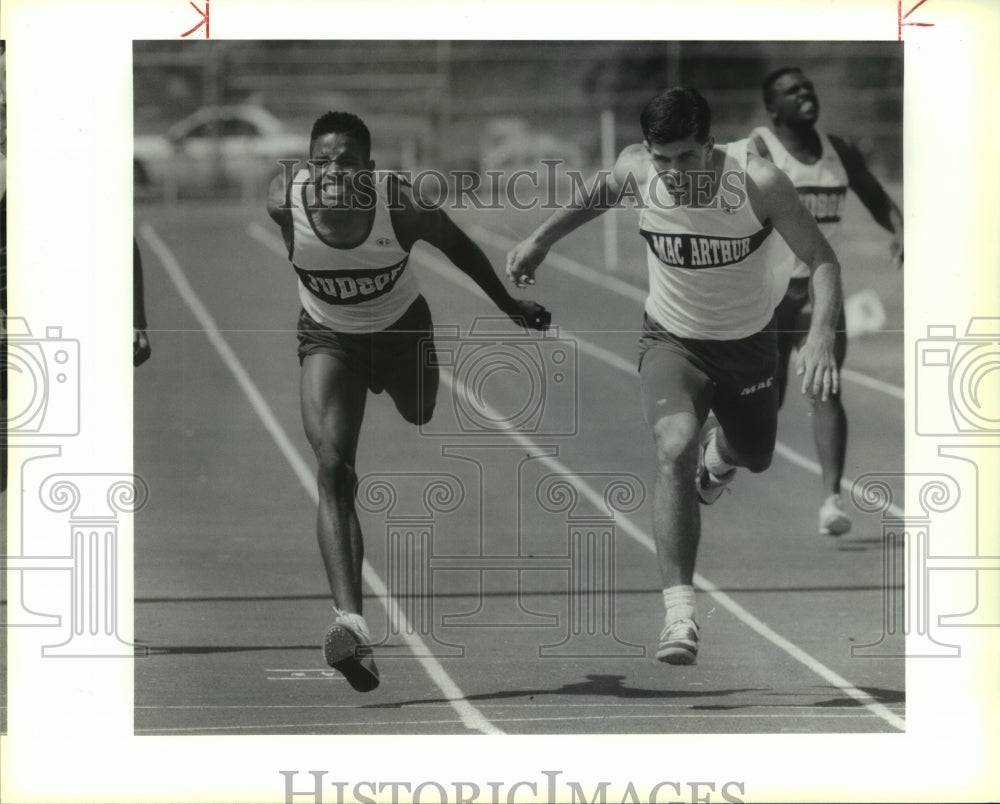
[797,186,847,224]
[293,257,409,305]
[640,228,771,270]
[740,377,774,396]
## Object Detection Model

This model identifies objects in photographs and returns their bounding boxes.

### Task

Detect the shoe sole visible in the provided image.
[820,514,852,537]
[697,485,727,506]
[656,646,698,666]
[697,472,733,506]
[323,625,380,692]
[696,427,732,506]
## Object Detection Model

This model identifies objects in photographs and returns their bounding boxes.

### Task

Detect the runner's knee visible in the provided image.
[315,445,358,497]
[711,427,773,473]
[742,451,773,473]
[651,416,700,475]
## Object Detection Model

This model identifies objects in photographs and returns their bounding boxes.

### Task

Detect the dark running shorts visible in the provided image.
[775,277,848,369]
[638,313,779,461]
[296,295,439,399]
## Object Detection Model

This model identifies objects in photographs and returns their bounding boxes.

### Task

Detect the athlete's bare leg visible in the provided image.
[300,353,368,614]
[811,394,847,495]
[650,411,704,588]
[777,298,848,501]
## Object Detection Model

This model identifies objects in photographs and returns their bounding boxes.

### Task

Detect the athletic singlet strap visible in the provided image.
[752,133,772,163]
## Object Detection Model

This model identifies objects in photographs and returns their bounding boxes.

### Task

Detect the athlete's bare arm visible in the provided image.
[266,173,289,224]
[266,172,294,251]
[133,238,151,367]
[828,134,903,268]
[390,177,551,331]
[505,144,648,287]
[747,153,843,401]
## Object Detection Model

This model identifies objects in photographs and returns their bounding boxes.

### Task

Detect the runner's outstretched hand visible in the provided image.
[504,299,552,331]
[506,238,549,289]
[796,330,839,402]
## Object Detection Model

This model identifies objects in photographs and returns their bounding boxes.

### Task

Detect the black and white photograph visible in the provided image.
[2,1,999,802]
[131,39,907,736]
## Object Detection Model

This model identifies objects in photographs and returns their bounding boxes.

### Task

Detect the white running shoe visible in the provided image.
[656,617,700,665]
[323,612,380,692]
[696,427,736,505]
[819,493,852,536]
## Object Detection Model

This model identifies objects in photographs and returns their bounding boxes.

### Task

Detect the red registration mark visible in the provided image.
[181,0,210,39]
[898,0,934,39]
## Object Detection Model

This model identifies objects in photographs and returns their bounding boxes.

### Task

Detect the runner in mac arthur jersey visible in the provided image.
[507,87,843,665]
[749,66,903,537]
[267,111,550,692]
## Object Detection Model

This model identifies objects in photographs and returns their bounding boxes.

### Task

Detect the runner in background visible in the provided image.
[749,66,903,536]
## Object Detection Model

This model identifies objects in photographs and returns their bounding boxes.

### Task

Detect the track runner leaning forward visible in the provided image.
[268,111,551,691]
[506,87,843,665]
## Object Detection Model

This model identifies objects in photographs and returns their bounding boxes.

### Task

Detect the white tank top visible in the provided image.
[287,170,421,333]
[751,126,848,283]
[638,140,776,340]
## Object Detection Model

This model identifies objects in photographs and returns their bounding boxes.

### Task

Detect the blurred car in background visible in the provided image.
[479,118,584,173]
[133,104,308,196]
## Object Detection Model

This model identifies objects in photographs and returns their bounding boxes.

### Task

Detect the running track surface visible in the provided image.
[131,193,905,736]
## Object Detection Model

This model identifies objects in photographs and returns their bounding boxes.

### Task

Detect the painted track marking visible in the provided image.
[140,220,504,736]
[247,221,905,730]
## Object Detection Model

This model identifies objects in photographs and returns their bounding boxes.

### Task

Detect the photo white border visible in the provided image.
[2,0,999,802]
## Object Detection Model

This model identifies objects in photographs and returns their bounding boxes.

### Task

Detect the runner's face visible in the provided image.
[310,133,373,207]
[645,135,714,195]
[769,72,820,125]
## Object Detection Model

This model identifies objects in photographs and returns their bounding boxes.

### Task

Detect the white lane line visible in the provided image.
[467,222,647,304]
[139,221,503,736]
[419,244,906,517]
[138,701,903,711]
[251,220,904,519]
[440,365,905,732]
[247,222,905,731]
[134,720,491,734]
[482,712,893,721]
[840,368,906,400]
[466,222,906,401]
[136,709,891,734]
